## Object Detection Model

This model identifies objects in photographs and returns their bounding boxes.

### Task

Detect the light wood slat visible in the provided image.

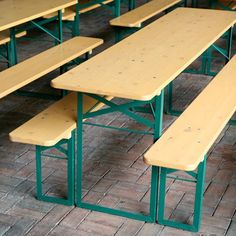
[0,30,27,45]
[144,56,236,171]
[43,0,114,20]
[110,0,181,27]
[51,8,236,101]
[0,0,77,31]
[9,93,113,146]
[0,36,103,99]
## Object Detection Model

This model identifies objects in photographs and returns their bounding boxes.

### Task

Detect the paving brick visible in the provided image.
[115,219,144,236]
[92,178,116,193]
[49,225,92,236]
[108,181,149,201]
[60,208,90,229]
[136,223,163,236]
[214,200,236,218]
[26,223,53,236]
[4,217,36,236]
[40,205,73,226]
[160,227,196,236]
[226,220,236,236]
[213,169,234,184]
[78,220,118,236]
[85,211,125,228]
[0,222,11,235]
[222,185,236,203]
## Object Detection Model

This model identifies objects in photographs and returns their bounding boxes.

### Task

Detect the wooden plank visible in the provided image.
[9,93,113,146]
[0,30,27,45]
[52,8,236,101]
[0,36,103,99]
[43,0,114,20]
[110,0,181,27]
[0,0,77,31]
[144,55,236,171]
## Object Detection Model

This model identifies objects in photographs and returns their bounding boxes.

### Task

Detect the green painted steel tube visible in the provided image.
[67,130,75,205]
[36,146,43,199]
[76,92,84,205]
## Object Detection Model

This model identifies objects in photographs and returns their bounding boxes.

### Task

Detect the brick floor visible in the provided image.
[0,1,235,235]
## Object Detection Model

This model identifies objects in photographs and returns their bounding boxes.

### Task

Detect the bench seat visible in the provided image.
[0,36,103,99]
[110,0,181,28]
[0,30,27,45]
[43,0,114,21]
[9,92,112,206]
[9,92,113,146]
[143,55,236,232]
[144,56,236,171]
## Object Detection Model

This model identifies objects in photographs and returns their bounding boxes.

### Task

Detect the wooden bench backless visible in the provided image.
[0,36,103,99]
[144,55,236,232]
[110,0,181,28]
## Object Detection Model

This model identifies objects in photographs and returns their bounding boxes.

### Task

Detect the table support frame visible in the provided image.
[76,91,164,222]
[165,27,235,125]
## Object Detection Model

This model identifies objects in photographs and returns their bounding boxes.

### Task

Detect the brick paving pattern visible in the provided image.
[0,0,235,235]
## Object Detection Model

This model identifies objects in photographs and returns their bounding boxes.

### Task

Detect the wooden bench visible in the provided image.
[43,0,114,21]
[9,92,113,205]
[0,30,27,66]
[0,36,103,99]
[110,0,182,41]
[144,55,236,232]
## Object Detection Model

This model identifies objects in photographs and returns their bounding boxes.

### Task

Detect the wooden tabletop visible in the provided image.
[52,8,236,101]
[0,0,77,32]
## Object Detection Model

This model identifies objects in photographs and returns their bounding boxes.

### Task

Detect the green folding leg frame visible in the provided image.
[165,27,235,125]
[76,91,164,222]
[35,131,75,206]
[158,156,207,232]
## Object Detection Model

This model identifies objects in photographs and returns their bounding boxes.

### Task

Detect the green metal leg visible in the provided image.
[165,82,181,116]
[76,91,165,222]
[72,1,80,36]
[9,27,17,66]
[158,156,207,232]
[128,0,135,10]
[225,27,235,126]
[35,131,75,206]
[114,0,121,17]
[6,42,11,67]
[192,0,198,7]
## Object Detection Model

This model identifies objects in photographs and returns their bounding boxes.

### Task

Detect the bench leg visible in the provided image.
[35,131,75,206]
[158,156,206,232]
[72,1,80,37]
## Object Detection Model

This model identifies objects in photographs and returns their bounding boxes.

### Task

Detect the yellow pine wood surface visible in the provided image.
[43,0,114,20]
[9,93,113,146]
[0,30,27,45]
[52,8,236,101]
[144,55,236,171]
[110,0,181,27]
[0,0,77,31]
[0,36,103,99]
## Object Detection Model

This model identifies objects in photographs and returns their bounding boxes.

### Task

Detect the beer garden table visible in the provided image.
[52,7,236,222]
